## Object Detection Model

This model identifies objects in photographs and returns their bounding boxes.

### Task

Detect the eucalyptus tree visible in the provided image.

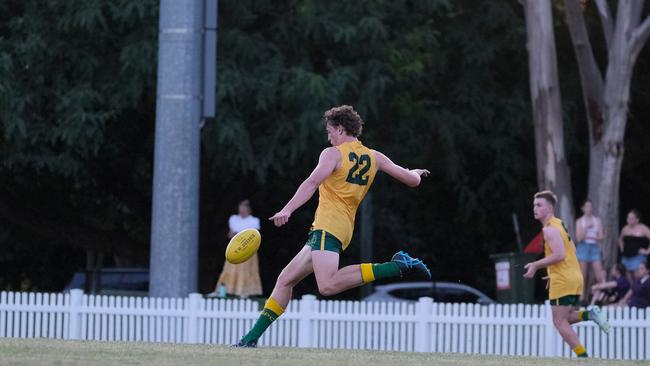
[523,0,576,233]
[563,0,650,269]
[521,0,650,270]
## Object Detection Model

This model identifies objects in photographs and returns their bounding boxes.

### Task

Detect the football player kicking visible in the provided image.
[235,105,431,347]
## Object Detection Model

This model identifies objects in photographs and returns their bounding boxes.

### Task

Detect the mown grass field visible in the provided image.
[0,338,646,366]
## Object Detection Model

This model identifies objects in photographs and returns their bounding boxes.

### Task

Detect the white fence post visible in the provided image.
[542,300,557,357]
[298,295,317,348]
[67,289,83,340]
[414,297,433,352]
[186,293,202,344]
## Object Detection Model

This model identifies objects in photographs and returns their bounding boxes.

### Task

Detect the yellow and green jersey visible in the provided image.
[544,216,584,299]
[311,140,376,250]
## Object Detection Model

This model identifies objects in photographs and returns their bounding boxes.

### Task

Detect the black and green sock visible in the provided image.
[578,310,590,321]
[241,297,285,343]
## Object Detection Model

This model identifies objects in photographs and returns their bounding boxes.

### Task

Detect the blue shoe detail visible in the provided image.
[391,251,432,279]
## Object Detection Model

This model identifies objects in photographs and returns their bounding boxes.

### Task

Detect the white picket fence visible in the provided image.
[0,289,649,360]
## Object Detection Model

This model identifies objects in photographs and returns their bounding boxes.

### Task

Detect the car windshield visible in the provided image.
[102,272,148,291]
[435,287,480,303]
[65,270,148,292]
[388,287,434,301]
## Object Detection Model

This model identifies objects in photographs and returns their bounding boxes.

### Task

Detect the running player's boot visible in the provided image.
[588,305,610,334]
[391,251,432,279]
[232,339,257,348]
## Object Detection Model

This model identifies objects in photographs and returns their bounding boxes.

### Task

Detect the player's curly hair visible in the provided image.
[323,105,364,137]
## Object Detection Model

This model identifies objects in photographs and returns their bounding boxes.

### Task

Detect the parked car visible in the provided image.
[64,268,148,296]
[362,281,496,305]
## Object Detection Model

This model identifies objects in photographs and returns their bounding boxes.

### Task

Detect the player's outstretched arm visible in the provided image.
[373,150,429,187]
[269,147,339,227]
[523,227,566,278]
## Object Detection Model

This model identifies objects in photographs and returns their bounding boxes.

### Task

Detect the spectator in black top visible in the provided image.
[618,209,650,280]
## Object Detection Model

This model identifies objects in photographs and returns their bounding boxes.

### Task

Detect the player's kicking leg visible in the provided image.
[234,246,314,348]
[311,249,431,297]
[235,236,430,347]
[307,230,431,296]
[569,305,610,333]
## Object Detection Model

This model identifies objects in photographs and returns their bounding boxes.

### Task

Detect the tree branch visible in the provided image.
[563,0,606,143]
[632,0,645,26]
[594,0,613,50]
[631,15,650,59]
[564,0,602,78]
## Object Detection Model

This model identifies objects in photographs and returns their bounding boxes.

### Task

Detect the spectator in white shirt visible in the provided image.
[211,200,263,298]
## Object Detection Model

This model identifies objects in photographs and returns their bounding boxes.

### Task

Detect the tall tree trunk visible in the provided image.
[592,143,624,271]
[564,0,650,270]
[525,0,575,230]
[594,24,634,270]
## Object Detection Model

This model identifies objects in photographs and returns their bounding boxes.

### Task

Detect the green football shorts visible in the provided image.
[306,230,342,254]
[550,295,580,307]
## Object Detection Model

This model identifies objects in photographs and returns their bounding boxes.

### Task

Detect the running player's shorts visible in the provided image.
[550,295,580,307]
[306,230,342,254]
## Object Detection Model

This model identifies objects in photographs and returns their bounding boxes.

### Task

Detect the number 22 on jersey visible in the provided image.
[346,152,371,185]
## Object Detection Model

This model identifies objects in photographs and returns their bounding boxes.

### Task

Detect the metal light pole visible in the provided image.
[149,0,208,298]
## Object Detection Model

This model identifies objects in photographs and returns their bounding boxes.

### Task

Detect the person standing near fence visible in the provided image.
[234,105,431,348]
[575,199,606,301]
[212,200,263,298]
[524,190,610,358]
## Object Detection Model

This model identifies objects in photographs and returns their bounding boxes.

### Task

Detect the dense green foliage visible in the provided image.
[0,0,159,290]
[0,0,648,299]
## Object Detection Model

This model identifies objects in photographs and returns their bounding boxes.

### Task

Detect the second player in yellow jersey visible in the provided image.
[544,216,583,300]
[523,190,610,358]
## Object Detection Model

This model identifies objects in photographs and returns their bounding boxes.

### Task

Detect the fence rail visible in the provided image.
[0,289,648,359]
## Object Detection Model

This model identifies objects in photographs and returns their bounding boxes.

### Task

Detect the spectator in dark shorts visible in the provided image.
[618,261,650,308]
[618,209,650,280]
[590,264,629,306]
